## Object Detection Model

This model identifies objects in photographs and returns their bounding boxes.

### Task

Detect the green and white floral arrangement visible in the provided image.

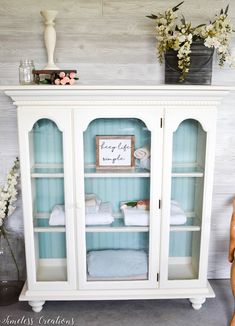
[0,157,20,280]
[147,2,234,81]
[0,158,20,229]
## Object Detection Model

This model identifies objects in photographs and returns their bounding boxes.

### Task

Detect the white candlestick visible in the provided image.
[40,10,59,70]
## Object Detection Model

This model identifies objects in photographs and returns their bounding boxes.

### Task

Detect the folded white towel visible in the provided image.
[122,206,149,226]
[86,202,114,225]
[86,198,97,207]
[170,200,187,225]
[85,194,101,214]
[134,145,150,160]
[49,205,65,226]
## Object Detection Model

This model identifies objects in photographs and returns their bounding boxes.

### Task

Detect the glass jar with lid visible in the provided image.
[19,59,35,85]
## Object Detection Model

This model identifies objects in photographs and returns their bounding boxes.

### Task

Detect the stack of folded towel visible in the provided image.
[85,194,101,214]
[87,250,148,278]
[121,200,149,226]
[49,194,114,226]
[120,199,187,226]
[86,201,114,225]
[170,200,187,225]
[49,204,65,226]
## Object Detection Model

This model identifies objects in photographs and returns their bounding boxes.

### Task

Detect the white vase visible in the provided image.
[40,10,60,70]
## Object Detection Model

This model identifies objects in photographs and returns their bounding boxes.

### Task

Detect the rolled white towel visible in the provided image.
[85,194,101,214]
[49,205,65,226]
[134,145,150,160]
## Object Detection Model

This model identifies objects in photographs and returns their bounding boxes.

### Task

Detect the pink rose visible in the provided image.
[69,78,75,85]
[54,78,60,85]
[59,71,66,78]
[64,76,70,84]
[60,78,67,85]
[70,72,76,79]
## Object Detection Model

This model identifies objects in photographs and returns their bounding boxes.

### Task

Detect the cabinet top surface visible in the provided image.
[2,85,232,106]
[0,85,234,91]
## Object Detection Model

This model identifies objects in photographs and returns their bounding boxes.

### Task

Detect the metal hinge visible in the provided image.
[160,118,163,128]
[157,273,159,282]
[159,199,161,209]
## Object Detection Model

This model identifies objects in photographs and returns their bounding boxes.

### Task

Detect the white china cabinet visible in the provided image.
[3,85,228,312]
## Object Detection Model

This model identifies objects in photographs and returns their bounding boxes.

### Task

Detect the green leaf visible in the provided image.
[172,1,184,12]
[195,24,206,29]
[39,79,51,84]
[146,14,158,19]
[181,15,186,25]
[225,4,229,15]
[125,201,137,207]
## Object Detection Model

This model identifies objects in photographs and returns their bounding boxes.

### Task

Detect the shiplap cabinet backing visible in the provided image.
[3,85,229,312]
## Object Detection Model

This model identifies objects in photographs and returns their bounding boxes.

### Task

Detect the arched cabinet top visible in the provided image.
[166,108,217,134]
[81,116,153,134]
[172,118,206,134]
[30,117,63,134]
[20,110,68,133]
[75,107,158,133]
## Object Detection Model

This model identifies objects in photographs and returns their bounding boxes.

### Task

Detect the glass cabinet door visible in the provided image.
[18,110,76,291]
[169,119,205,281]
[161,109,217,288]
[75,110,163,290]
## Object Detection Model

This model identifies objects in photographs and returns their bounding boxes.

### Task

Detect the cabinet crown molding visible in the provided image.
[1,85,231,107]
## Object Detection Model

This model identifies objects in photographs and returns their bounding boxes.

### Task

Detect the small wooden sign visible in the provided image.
[96,135,135,169]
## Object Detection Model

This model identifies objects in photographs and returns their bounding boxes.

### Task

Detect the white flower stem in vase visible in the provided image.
[40,10,59,70]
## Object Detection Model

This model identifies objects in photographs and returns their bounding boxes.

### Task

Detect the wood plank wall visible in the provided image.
[0,0,235,279]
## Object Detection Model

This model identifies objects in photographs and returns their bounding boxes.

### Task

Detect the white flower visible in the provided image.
[0,158,20,224]
[159,18,167,25]
[204,37,221,48]
[148,3,234,80]
[178,35,186,43]
[206,24,214,32]
[187,34,193,41]
[0,209,5,219]
[218,45,227,53]
[0,202,5,209]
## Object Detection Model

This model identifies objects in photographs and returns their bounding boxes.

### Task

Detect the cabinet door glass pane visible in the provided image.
[168,119,206,280]
[83,118,151,281]
[29,119,67,282]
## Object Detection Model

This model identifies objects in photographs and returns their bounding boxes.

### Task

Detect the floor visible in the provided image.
[0,280,233,326]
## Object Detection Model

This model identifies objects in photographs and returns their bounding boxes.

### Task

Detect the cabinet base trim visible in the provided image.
[19,281,215,301]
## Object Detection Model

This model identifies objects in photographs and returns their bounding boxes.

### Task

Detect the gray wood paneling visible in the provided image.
[0,0,235,279]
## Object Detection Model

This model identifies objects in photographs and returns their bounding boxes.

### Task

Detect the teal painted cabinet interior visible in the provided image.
[84,118,151,280]
[29,119,67,281]
[28,116,206,282]
[169,119,206,280]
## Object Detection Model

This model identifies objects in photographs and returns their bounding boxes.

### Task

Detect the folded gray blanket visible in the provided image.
[87,250,148,278]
